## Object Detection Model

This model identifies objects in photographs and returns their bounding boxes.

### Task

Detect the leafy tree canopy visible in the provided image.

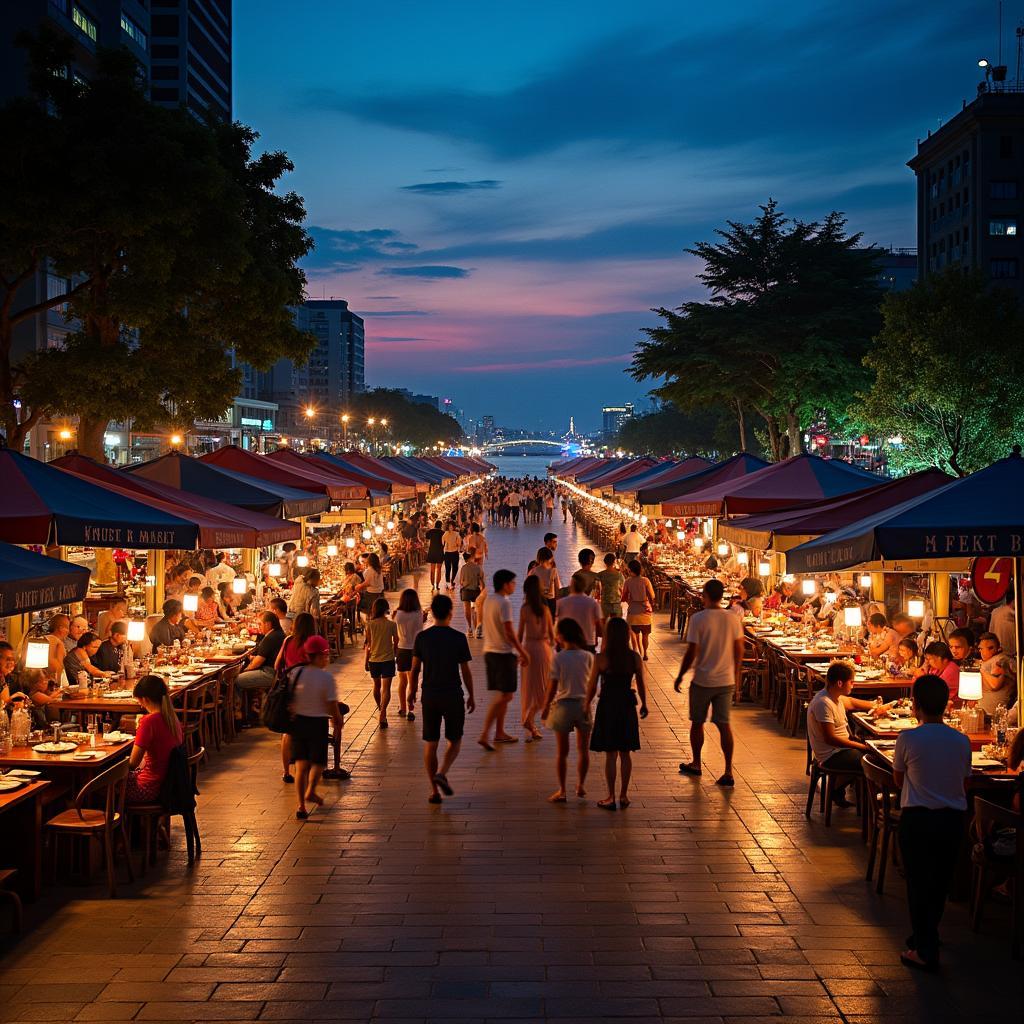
[345,389,462,450]
[615,404,757,459]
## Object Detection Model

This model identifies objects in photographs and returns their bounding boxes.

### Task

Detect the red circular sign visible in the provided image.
[970,557,1013,605]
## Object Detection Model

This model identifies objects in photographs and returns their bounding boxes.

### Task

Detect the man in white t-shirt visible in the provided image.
[478,569,530,750]
[674,579,743,786]
[506,491,522,526]
[988,596,1016,657]
[556,576,603,652]
[206,552,237,588]
[624,525,645,556]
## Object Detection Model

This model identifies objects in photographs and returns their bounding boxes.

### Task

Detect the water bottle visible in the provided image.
[0,708,11,755]
[995,707,1007,745]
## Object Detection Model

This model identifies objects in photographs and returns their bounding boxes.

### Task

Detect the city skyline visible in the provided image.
[237,2,991,432]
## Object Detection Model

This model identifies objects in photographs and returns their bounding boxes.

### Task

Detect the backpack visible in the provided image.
[261,664,303,733]
[159,744,197,814]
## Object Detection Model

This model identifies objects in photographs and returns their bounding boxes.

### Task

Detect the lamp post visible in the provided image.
[305,405,315,444]
[341,413,349,448]
[368,417,377,454]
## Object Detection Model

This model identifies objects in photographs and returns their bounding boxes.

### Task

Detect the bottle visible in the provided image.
[10,704,30,747]
[0,707,10,755]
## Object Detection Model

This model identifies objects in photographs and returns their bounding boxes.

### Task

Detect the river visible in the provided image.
[482,453,559,479]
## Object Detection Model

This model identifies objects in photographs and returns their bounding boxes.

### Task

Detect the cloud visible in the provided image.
[303,227,420,272]
[360,309,434,317]
[400,179,502,195]
[304,3,981,160]
[376,265,471,279]
[365,295,400,300]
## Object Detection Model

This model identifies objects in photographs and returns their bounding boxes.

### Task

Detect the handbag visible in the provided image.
[261,665,302,734]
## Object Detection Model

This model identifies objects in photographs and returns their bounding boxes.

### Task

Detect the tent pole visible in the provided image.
[931,572,950,618]
[1015,558,1023,719]
[870,572,885,605]
[146,550,166,615]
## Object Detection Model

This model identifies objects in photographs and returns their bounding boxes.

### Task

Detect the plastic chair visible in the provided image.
[0,869,23,932]
[805,744,864,828]
[45,759,134,897]
[862,755,902,893]
[970,796,1023,959]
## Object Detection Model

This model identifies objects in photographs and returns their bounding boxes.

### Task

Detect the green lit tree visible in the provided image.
[860,269,1024,476]
[615,404,752,458]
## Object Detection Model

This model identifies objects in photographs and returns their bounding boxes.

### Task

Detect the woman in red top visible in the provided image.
[274,613,317,783]
[127,675,183,804]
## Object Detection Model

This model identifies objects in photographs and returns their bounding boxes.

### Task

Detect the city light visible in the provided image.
[305,406,315,419]
[170,434,183,446]
[58,428,72,441]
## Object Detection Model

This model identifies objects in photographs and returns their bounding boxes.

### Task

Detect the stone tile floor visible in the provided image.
[0,514,1020,1021]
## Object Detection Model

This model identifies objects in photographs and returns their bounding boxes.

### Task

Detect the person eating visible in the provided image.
[94,621,130,673]
[914,641,959,692]
[947,628,976,667]
[866,613,900,659]
[63,632,111,684]
[976,631,1015,716]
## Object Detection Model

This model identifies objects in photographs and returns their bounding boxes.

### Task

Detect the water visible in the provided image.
[484,454,557,479]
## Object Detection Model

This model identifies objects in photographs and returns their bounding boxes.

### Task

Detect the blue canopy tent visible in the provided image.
[0,542,91,617]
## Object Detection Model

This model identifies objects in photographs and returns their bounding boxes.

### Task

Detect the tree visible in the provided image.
[615,404,754,458]
[2,34,314,458]
[631,201,882,460]
[345,390,462,450]
[859,269,1024,476]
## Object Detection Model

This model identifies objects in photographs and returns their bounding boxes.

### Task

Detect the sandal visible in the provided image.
[597,798,617,810]
[678,762,702,777]
[427,793,442,804]
[716,773,735,788]
[433,772,454,796]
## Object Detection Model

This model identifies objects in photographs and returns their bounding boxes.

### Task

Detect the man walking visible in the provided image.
[674,579,742,787]
[410,595,475,804]
[478,569,530,750]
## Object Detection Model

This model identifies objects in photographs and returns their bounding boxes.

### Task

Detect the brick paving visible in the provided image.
[0,514,1019,1022]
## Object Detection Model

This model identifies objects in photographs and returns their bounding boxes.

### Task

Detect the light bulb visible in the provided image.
[232,577,248,595]
[801,579,816,595]
[267,562,282,577]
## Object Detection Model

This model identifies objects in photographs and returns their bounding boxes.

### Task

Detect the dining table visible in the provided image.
[0,779,51,900]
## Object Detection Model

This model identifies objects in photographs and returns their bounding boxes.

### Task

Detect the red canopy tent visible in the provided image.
[200,445,365,505]
[614,457,711,496]
[51,454,300,548]
[340,452,426,494]
[265,449,390,506]
[581,458,658,490]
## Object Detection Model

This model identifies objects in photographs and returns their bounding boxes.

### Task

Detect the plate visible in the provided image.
[33,741,78,753]
[105,691,136,700]
[7,769,41,778]
[972,754,1004,768]
[0,778,25,792]
[72,752,99,760]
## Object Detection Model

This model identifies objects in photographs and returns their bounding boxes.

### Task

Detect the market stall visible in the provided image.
[637,453,768,511]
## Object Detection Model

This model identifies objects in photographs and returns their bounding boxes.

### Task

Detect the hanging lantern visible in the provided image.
[736,552,749,566]
[716,541,729,558]
[345,537,356,549]
[127,620,146,642]
[758,561,771,577]
[182,593,199,613]
[267,562,282,577]
[801,579,816,595]
[362,529,372,540]
[25,640,50,669]
[326,544,338,557]
[232,577,248,595]
[860,574,872,588]
[296,554,309,568]
[907,598,925,618]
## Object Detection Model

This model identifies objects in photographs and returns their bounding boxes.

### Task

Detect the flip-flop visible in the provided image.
[494,736,519,743]
[597,799,617,810]
[427,793,443,804]
[618,798,631,808]
[900,951,938,973]
[477,739,495,752]
[716,774,735,788]
[678,763,703,777]
[433,773,454,796]
[548,793,567,803]
[295,809,308,820]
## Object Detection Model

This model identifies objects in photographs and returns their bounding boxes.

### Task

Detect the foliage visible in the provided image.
[346,389,462,449]
[630,200,882,460]
[1,32,313,457]
[615,404,757,458]
[859,269,1024,476]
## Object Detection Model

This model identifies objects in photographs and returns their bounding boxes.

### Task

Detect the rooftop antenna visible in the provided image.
[1016,23,1023,84]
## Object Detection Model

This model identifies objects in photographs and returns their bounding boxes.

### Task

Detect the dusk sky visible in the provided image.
[235,1,992,434]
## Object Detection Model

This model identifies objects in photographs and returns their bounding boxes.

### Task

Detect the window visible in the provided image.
[991,258,1019,278]
[151,43,179,58]
[49,0,69,14]
[72,5,97,41]
[990,181,1019,199]
[120,13,148,49]
[1000,135,1014,159]
[989,220,1018,237]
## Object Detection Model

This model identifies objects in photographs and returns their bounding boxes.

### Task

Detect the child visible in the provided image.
[364,598,398,729]
[892,674,972,971]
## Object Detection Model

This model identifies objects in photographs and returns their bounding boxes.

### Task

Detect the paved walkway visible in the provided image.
[0,513,1019,1022]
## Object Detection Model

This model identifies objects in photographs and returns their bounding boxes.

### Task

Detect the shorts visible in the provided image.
[547,699,592,734]
[460,588,480,603]
[369,659,396,679]
[287,714,329,766]
[421,694,465,743]
[689,684,733,725]
[628,621,651,635]
[485,652,518,693]
[395,649,414,673]
[602,608,623,620]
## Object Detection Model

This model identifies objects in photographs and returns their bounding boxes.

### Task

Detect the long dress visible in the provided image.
[520,609,553,713]
[590,668,641,752]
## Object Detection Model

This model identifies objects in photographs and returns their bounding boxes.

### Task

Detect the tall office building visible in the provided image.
[149,0,231,122]
[264,300,365,431]
[602,403,634,441]
[908,68,1024,298]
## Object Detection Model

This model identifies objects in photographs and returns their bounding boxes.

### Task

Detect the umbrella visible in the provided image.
[0,542,91,617]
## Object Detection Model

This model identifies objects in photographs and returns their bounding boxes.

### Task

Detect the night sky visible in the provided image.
[235,1,992,433]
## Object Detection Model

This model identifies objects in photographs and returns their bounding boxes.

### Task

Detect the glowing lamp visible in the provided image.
[296,554,309,568]
[267,562,282,578]
[345,537,356,549]
[374,525,384,536]
[387,521,395,531]
[825,590,837,603]
[25,640,50,669]
[860,574,872,588]
[737,552,749,566]
[362,529,372,541]
[182,593,199,613]
[232,577,248,595]
[127,620,146,643]
[694,538,705,552]
[145,575,156,588]
[758,561,771,577]
[716,542,729,558]
[326,544,338,557]
[958,671,983,703]
[640,515,648,525]
[801,579,817,596]
[844,606,863,627]
[907,598,925,618]
[676,530,685,542]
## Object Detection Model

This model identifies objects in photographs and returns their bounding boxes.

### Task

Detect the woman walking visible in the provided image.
[441,520,463,589]
[364,598,399,728]
[541,618,594,802]
[275,613,317,783]
[622,560,656,661]
[356,553,386,622]
[586,617,648,809]
[425,520,445,590]
[532,547,561,619]
[394,589,425,721]
[518,574,555,740]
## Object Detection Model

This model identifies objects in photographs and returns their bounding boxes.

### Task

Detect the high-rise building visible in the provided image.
[908,71,1024,298]
[602,403,634,440]
[149,0,231,123]
[263,299,365,430]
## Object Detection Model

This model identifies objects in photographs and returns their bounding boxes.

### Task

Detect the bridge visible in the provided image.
[480,438,568,454]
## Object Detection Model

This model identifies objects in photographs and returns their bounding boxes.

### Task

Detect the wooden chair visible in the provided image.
[323,613,344,660]
[782,658,812,736]
[0,869,23,932]
[218,665,240,743]
[862,755,902,892]
[127,746,205,873]
[970,797,1023,959]
[45,759,134,897]
[805,743,864,828]
[202,674,223,751]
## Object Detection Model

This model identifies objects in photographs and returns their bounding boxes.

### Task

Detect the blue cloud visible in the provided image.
[302,227,419,272]
[401,179,502,195]
[376,265,471,279]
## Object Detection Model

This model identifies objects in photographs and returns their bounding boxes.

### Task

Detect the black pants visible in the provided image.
[822,748,864,773]
[897,806,964,964]
[443,552,460,583]
[511,506,520,525]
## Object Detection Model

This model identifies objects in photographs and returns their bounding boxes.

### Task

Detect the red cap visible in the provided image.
[304,636,329,657]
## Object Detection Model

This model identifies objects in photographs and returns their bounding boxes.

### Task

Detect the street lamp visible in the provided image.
[170,433,183,447]
[341,413,350,447]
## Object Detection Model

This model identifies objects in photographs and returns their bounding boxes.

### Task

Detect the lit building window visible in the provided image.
[121,13,148,49]
[72,5,98,41]
[989,220,1018,237]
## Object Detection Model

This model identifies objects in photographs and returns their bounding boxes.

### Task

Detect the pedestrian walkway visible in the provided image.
[0,514,1016,1022]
